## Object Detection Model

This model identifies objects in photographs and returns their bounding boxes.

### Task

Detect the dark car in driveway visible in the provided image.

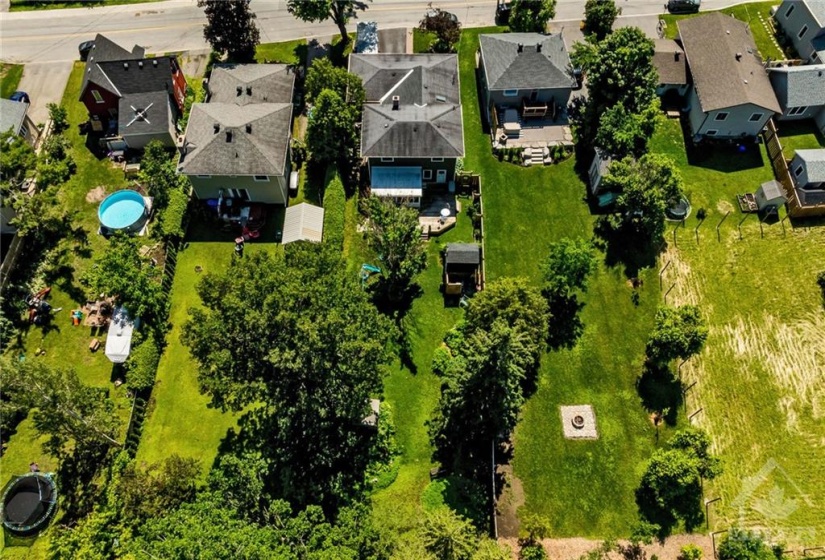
[10,91,30,104]
[78,40,95,61]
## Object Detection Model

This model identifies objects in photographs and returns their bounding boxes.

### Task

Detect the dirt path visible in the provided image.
[500,534,713,559]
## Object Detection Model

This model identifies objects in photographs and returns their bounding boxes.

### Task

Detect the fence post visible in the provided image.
[659,260,671,290]
[664,282,676,303]
[711,530,728,560]
[717,211,730,242]
[705,497,721,528]
[737,213,750,240]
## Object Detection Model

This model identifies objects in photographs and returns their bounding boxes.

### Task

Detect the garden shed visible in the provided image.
[282,202,324,244]
[755,180,787,211]
[444,243,481,296]
[588,148,613,195]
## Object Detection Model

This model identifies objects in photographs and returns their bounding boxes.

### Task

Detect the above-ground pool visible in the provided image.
[1,473,58,535]
[98,190,148,234]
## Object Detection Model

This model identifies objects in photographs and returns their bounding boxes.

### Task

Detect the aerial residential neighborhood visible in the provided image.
[0,1,824,559]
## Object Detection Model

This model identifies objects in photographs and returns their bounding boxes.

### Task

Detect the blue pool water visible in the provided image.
[98,190,146,230]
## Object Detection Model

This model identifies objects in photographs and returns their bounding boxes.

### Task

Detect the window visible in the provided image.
[253,175,269,182]
[196,174,212,179]
[431,157,444,162]
[714,112,729,121]
[423,169,433,180]
[749,112,764,122]
[784,4,794,18]
[798,25,808,39]
[794,165,804,177]
[229,188,250,200]
[706,130,718,136]
[503,89,518,97]
[380,157,394,162]
[788,106,808,116]
[91,90,104,104]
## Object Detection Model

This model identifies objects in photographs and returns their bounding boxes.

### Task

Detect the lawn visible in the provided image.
[9,0,161,11]
[661,1,787,61]
[256,39,306,65]
[775,119,825,160]
[1,64,24,98]
[649,120,825,544]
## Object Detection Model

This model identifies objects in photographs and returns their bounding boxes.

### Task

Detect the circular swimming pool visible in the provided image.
[98,190,148,233]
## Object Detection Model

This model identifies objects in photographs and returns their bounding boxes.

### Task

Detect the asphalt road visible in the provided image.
[0,0,736,65]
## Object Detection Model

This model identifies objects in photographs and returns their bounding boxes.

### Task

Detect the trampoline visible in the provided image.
[1,473,58,535]
[666,197,691,221]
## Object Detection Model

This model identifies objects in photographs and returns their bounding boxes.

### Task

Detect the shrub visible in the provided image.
[126,333,161,391]
[520,544,548,560]
[159,187,189,241]
[323,173,346,248]
[36,156,75,188]
[47,103,69,134]
[696,208,707,221]
[817,270,825,304]
[679,544,703,560]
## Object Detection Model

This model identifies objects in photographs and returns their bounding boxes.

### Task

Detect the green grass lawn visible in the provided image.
[10,0,161,11]
[662,1,787,61]
[775,119,825,160]
[256,39,306,65]
[413,29,436,54]
[1,64,24,98]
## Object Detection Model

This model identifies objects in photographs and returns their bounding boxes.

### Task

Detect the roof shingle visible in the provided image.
[479,33,576,91]
[652,39,688,85]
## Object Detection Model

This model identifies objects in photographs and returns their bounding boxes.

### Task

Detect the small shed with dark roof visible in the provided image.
[444,243,482,296]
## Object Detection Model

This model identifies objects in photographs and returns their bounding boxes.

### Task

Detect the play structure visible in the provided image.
[1,472,58,535]
[360,264,381,285]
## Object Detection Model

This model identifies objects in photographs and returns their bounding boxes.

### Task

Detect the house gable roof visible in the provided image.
[479,33,576,91]
[769,64,825,108]
[80,33,145,98]
[803,0,825,28]
[0,99,28,136]
[178,102,292,177]
[678,13,781,113]
[350,54,464,158]
[445,243,480,265]
[652,39,688,85]
[796,149,825,182]
[207,64,295,105]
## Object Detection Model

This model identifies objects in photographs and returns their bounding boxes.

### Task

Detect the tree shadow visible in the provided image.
[635,484,678,539]
[593,217,662,279]
[636,360,682,426]
[545,292,585,351]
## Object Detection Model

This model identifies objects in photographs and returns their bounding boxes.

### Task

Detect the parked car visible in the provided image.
[9,91,30,104]
[666,0,700,14]
[78,40,95,61]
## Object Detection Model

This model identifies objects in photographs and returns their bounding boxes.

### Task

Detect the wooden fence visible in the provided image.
[763,119,825,218]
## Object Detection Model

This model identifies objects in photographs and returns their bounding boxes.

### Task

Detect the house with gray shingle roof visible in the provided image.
[478,33,577,119]
[775,0,825,64]
[678,13,781,141]
[768,64,825,135]
[0,98,40,148]
[788,149,825,212]
[652,39,689,96]
[178,64,295,205]
[349,54,464,207]
[79,34,187,149]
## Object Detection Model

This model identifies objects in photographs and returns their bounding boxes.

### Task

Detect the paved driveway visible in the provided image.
[378,27,409,54]
[17,61,73,126]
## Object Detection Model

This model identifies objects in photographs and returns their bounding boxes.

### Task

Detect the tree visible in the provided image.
[645,305,708,365]
[717,528,784,560]
[286,0,372,45]
[305,57,366,107]
[669,426,721,478]
[602,153,684,243]
[542,238,596,298]
[569,27,657,151]
[119,455,200,526]
[182,245,393,509]
[422,507,479,560]
[364,196,427,302]
[817,270,825,305]
[419,5,462,52]
[197,0,260,62]
[81,233,165,322]
[473,539,514,560]
[307,89,358,167]
[139,140,178,210]
[0,129,36,190]
[595,101,661,160]
[47,103,69,134]
[583,0,621,42]
[508,0,557,32]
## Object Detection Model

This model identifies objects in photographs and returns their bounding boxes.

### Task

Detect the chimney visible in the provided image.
[517,43,523,53]
[213,123,220,134]
[226,130,233,143]
[735,52,742,61]
[236,86,243,96]
[536,43,542,53]
[245,123,252,133]
[123,62,129,70]
[392,95,400,110]
[246,86,252,96]
[674,51,681,61]
[138,60,144,68]
[153,59,158,67]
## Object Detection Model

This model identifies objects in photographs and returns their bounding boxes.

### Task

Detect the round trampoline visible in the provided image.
[1,473,58,535]
[98,189,148,234]
[666,197,691,221]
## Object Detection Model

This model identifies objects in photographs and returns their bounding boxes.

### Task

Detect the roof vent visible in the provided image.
[536,43,542,53]
[245,123,252,133]
[123,62,129,69]
[153,59,158,67]
[735,52,742,61]
[435,94,447,103]
[138,60,144,68]
[246,86,252,96]
[236,86,243,96]
[392,95,400,110]
[517,43,523,53]
[226,131,233,143]
[213,123,220,134]
[674,50,681,61]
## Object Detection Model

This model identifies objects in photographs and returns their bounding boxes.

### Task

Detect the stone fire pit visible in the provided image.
[560,405,598,439]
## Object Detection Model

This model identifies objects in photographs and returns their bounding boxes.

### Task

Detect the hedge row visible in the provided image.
[323,173,346,248]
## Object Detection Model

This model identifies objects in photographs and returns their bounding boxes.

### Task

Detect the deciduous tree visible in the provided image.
[583,0,621,42]
[595,101,661,160]
[508,0,557,32]
[542,238,596,298]
[645,304,708,365]
[307,89,358,167]
[422,507,479,560]
[0,129,36,189]
[198,0,260,62]
[304,57,366,107]
[419,5,462,52]
[286,0,372,45]
[717,528,784,560]
[182,245,393,509]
